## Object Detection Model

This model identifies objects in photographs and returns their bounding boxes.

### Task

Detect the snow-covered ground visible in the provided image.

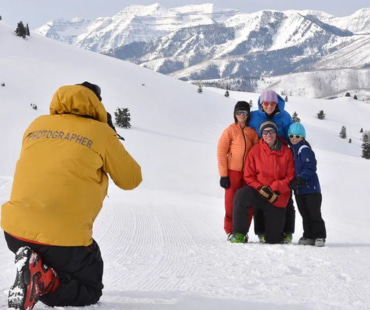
[1,20,370,310]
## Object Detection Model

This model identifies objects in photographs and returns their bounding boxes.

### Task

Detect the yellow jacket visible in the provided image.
[1,85,142,246]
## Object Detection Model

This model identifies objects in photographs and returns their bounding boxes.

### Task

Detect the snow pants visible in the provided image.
[4,232,104,307]
[233,186,286,244]
[224,170,253,234]
[254,191,295,235]
[295,193,326,239]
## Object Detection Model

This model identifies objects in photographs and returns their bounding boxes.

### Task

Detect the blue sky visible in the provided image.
[2,0,369,29]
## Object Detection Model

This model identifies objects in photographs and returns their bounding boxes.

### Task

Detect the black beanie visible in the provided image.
[79,81,102,101]
[234,101,250,113]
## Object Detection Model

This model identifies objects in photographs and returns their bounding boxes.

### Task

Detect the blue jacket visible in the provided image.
[249,94,293,142]
[290,140,321,195]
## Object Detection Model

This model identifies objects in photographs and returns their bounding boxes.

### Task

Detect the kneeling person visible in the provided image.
[231,120,295,244]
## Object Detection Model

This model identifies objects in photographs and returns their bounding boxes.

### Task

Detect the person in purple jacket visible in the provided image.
[288,122,326,247]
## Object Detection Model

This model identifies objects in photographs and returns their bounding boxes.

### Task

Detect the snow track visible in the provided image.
[1,186,370,309]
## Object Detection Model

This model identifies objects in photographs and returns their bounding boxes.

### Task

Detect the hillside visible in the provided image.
[1,20,370,310]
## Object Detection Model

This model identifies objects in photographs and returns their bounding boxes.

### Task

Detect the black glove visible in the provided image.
[220,176,230,189]
[258,186,279,203]
[258,186,273,199]
[289,177,306,190]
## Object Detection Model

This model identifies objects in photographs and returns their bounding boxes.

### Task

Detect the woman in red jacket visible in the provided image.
[230,120,295,244]
[217,101,259,241]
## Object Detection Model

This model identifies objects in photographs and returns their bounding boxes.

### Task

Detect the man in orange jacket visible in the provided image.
[1,82,142,310]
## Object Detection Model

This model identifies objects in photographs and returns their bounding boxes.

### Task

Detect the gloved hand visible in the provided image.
[220,176,230,189]
[258,186,273,199]
[289,177,305,190]
[258,186,279,203]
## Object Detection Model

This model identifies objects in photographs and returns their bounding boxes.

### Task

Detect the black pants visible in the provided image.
[295,193,326,239]
[233,186,286,244]
[4,232,104,307]
[254,191,295,235]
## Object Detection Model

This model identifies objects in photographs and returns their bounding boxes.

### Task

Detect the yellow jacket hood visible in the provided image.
[50,85,107,123]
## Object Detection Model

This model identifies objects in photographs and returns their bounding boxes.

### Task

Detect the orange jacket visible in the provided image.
[217,124,259,176]
[1,85,142,246]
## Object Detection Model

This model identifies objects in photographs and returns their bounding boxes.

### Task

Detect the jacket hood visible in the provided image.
[257,93,285,113]
[49,85,107,123]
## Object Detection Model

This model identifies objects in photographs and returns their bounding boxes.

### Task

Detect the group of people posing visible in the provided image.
[217,89,327,246]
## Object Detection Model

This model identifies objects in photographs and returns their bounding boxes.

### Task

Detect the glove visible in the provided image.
[289,177,305,190]
[220,176,230,189]
[258,186,273,200]
[258,186,279,204]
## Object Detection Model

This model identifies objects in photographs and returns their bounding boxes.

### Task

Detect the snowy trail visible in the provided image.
[1,185,370,309]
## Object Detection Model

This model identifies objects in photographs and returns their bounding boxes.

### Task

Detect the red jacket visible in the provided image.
[244,138,295,208]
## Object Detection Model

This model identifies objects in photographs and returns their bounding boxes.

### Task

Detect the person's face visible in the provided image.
[289,134,304,145]
[262,101,277,115]
[235,110,249,123]
[262,127,277,147]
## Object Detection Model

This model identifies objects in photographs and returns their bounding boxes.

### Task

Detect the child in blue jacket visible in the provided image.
[288,122,327,247]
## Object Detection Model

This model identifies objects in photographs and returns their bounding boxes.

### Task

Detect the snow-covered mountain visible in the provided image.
[33,4,370,100]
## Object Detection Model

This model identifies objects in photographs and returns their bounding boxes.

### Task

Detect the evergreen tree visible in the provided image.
[362,142,370,159]
[354,94,358,100]
[349,138,352,143]
[345,92,351,97]
[15,21,27,38]
[360,128,363,133]
[224,90,229,97]
[198,84,203,94]
[317,110,325,120]
[339,126,347,139]
[114,108,131,129]
[363,132,369,143]
[285,96,288,102]
[26,24,30,36]
[249,100,253,108]
[292,111,300,123]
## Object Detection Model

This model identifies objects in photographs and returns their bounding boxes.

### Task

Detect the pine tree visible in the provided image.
[198,84,203,94]
[362,142,370,159]
[345,92,351,97]
[354,94,358,100]
[317,110,325,120]
[292,112,300,123]
[339,126,346,139]
[224,90,229,97]
[26,24,30,36]
[349,138,352,143]
[285,96,288,102]
[15,21,27,38]
[114,108,131,129]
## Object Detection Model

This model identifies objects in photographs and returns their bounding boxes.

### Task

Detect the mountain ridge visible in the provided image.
[33,4,370,100]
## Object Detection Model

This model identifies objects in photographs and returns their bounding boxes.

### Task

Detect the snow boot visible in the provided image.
[315,238,326,247]
[298,237,315,245]
[258,234,266,243]
[8,246,60,310]
[282,233,292,244]
[230,233,248,243]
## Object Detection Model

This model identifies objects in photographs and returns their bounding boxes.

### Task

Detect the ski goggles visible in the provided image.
[262,129,277,135]
[235,110,249,116]
[289,134,303,139]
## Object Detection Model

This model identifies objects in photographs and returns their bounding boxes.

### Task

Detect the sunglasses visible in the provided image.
[236,110,249,116]
[262,129,276,135]
[262,102,277,107]
[289,134,302,139]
